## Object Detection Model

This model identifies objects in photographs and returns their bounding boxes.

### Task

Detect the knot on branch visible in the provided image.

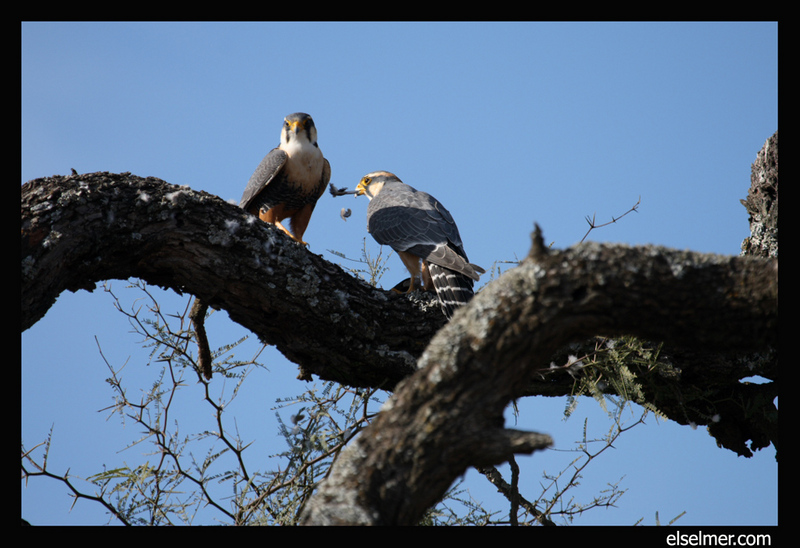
[481,429,554,463]
[527,223,548,261]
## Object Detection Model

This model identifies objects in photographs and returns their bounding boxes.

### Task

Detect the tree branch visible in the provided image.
[300,225,777,525]
[21,168,778,451]
[21,172,444,389]
[22,135,778,525]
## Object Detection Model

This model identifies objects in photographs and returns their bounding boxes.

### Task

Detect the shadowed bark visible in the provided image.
[22,172,442,389]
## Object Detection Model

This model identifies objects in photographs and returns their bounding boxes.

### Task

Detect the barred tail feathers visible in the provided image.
[428,263,476,319]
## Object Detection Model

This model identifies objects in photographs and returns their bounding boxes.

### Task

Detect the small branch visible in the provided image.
[189,298,212,380]
[21,427,133,526]
[580,196,641,243]
[476,465,556,526]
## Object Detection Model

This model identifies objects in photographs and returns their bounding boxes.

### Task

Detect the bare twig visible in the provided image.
[580,196,641,243]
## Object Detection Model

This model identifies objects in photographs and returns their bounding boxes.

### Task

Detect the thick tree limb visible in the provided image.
[21,134,778,525]
[22,172,445,389]
[299,225,777,525]
[21,167,778,444]
[301,133,778,525]
[21,148,778,523]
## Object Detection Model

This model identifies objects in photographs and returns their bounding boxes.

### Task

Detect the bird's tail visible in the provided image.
[429,263,477,320]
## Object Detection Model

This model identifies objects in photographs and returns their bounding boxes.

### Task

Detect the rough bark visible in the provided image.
[21,172,444,389]
[21,133,778,524]
[299,227,777,525]
[741,131,778,259]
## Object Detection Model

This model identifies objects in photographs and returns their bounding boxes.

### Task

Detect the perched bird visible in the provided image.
[355,171,485,319]
[240,112,331,245]
[194,113,329,380]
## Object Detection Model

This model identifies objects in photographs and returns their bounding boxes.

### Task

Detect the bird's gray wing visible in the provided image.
[239,147,288,210]
[366,184,430,249]
[368,185,483,280]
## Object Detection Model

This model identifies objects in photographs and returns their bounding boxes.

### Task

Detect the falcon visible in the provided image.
[240,112,331,244]
[354,171,485,319]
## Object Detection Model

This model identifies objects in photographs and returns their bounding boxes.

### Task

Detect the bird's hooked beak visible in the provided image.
[354,179,368,197]
[281,114,316,145]
[355,176,384,199]
[283,119,304,139]
[286,119,303,132]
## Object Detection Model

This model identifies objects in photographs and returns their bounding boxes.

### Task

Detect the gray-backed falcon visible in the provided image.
[354,171,485,319]
[240,112,331,245]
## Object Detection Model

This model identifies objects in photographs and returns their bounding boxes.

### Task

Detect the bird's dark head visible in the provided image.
[281,112,318,148]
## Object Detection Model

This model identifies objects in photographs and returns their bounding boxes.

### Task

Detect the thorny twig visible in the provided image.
[580,197,641,243]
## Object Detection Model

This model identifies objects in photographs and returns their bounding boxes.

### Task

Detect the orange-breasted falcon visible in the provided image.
[240,112,331,245]
[355,171,485,319]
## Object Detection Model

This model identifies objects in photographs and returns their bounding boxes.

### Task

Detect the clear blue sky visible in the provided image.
[22,21,777,525]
